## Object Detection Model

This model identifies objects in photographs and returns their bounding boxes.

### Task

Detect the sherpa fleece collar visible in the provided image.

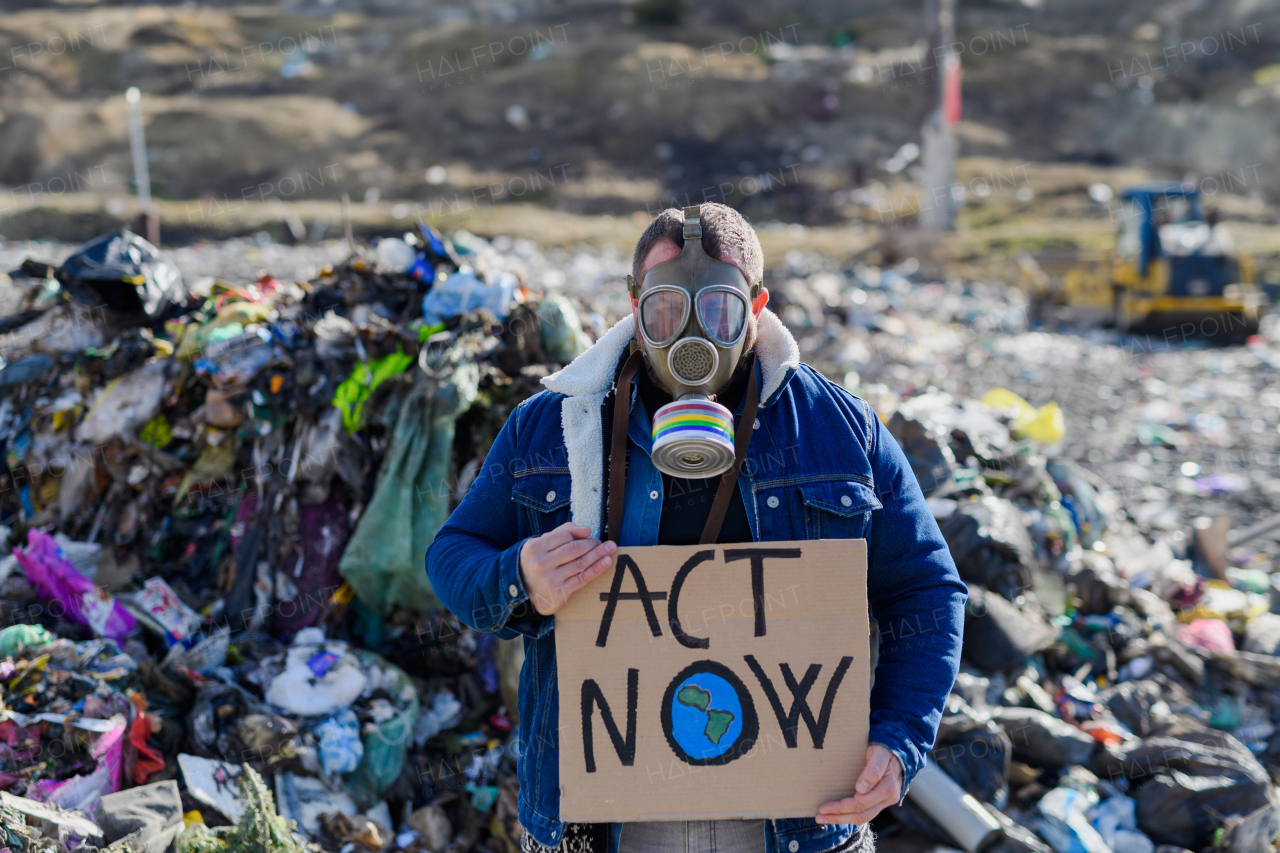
[541,308,800,407]
[540,309,800,535]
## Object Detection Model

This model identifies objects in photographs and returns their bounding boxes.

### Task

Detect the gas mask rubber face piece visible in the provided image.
[628,206,759,478]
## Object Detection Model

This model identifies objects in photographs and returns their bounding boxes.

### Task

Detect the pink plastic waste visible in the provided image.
[1176,618,1235,654]
[31,715,127,815]
[13,529,136,642]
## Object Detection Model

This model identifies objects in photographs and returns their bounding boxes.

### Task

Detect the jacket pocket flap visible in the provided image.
[512,471,572,511]
[798,479,881,517]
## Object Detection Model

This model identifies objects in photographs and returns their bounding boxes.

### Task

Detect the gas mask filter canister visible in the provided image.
[628,206,759,479]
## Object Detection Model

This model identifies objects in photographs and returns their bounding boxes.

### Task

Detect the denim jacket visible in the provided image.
[426,310,966,853]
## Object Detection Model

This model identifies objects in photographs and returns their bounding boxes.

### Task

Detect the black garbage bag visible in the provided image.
[887,409,957,496]
[1096,678,1182,738]
[932,696,1012,806]
[941,497,1036,599]
[963,585,1057,671]
[994,706,1095,768]
[57,229,185,316]
[1090,717,1276,849]
[186,683,262,761]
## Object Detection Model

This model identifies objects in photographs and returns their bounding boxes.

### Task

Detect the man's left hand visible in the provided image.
[816,745,903,825]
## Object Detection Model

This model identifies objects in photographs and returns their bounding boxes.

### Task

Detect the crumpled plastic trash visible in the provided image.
[96,780,184,853]
[0,623,52,657]
[538,294,592,362]
[14,529,136,642]
[332,348,415,434]
[1089,796,1153,853]
[57,229,186,317]
[265,635,367,717]
[421,268,516,325]
[995,707,1096,768]
[413,691,465,747]
[941,497,1037,600]
[1032,785,1110,853]
[1175,618,1235,654]
[963,585,1057,671]
[981,387,1066,444]
[315,709,364,775]
[31,714,128,816]
[75,359,173,445]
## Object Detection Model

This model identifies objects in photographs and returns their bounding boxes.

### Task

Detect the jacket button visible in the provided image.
[766,496,780,509]
[508,584,519,598]
[753,418,760,430]
[789,842,799,852]
[650,490,659,500]
[841,495,853,507]
[546,490,556,502]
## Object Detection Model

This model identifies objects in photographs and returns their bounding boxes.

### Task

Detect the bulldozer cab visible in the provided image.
[1118,183,1238,296]
[1055,182,1261,338]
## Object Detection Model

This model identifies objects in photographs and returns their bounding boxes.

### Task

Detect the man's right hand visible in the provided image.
[519,522,617,616]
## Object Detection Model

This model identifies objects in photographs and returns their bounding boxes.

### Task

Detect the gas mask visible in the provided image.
[627,206,760,479]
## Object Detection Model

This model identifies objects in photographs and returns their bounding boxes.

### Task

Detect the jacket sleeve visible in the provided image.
[863,404,967,792]
[425,401,552,640]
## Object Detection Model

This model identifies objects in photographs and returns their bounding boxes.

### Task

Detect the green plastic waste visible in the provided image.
[538,294,591,362]
[338,343,479,615]
[139,413,174,448]
[332,349,415,433]
[344,649,420,808]
[0,624,52,658]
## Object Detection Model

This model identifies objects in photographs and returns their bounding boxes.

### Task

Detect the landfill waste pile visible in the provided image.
[3,227,1280,853]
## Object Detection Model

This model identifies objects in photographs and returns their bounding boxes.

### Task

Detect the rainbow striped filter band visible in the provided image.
[651,397,736,478]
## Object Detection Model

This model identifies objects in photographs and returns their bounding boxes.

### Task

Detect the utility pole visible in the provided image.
[126,86,160,245]
[919,0,960,232]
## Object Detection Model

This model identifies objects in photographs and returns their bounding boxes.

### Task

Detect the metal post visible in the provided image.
[125,86,160,245]
[919,0,958,232]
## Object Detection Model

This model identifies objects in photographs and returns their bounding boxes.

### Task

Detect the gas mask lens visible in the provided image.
[639,286,747,347]
[639,287,689,346]
[696,287,747,346]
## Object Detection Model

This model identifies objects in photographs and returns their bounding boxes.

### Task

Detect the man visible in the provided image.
[427,203,966,853]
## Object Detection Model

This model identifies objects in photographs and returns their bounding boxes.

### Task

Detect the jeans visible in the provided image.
[619,822,767,853]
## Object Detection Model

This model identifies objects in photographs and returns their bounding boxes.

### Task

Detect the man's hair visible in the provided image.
[631,203,764,289]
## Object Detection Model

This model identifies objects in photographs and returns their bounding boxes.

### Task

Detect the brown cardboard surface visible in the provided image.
[555,540,870,822]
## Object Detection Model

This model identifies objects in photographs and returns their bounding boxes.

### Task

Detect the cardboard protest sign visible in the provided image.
[556,539,870,822]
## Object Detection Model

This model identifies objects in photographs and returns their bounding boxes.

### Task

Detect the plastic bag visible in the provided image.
[315,709,364,775]
[1032,786,1110,853]
[886,406,958,496]
[339,346,479,615]
[421,269,516,325]
[31,714,128,815]
[538,294,591,362]
[57,230,185,317]
[994,707,1095,768]
[933,696,1012,807]
[344,650,420,809]
[941,497,1037,600]
[265,643,367,717]
[963,585,1057,671]
[75,359,172,446]
[0,624,52,657]
[332,349,415,434]
[1090,718,1274,849]
[14,529,136,642]
[980,387,1065,445]
[1096,679,1178,739]
[1243,611,1280,656]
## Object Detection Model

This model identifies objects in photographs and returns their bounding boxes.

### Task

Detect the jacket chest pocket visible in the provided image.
[512,471,572,536]
[798,479,881,540]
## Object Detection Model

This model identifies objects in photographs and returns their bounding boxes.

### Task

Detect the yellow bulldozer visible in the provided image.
[1048,183,1264,340]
